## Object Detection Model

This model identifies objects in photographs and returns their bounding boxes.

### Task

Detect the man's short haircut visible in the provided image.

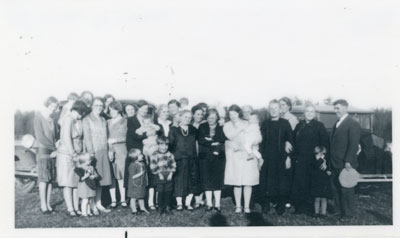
[168,99,181,107]
[333,99,349,107]
[179,97,189,105]
[269,99,280,106]
[67,92,79,101]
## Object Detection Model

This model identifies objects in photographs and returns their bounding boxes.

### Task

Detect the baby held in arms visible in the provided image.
[243,113,263,161]
[141,114,161,158]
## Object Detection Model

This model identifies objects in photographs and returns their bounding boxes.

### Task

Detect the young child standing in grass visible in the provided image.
[74,153,100,217]
[310,146,332,218]
[127,149,149,215]
[150,136,176,215]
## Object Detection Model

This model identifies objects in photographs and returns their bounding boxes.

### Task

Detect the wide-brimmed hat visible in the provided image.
[339,168,360,188]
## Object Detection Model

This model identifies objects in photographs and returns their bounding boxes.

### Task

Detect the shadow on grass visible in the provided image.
[246,212,274,226]
[209,214,229,226]
[365,209,392,225]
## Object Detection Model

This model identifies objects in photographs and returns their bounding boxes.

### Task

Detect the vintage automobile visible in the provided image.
[291,104,392,176]
[15,134,38,193]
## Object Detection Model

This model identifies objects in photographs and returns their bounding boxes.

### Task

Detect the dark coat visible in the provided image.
[125,115,148,187]
[197,123,226,156]
[168,125,198,160]
[197,123,226,191]
[293,119,329,160]
[291,119,329,200]
[168,125,201,196]
[329,116,361,169]
[260,118,294,164]
[310,158,332,198]
[259,118,294,197]
[126,115,147,151]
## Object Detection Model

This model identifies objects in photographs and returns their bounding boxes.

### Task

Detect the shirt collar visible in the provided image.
[339,113,349,122]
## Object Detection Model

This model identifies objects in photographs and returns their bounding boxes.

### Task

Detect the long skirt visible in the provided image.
[111,143,127,180]
[199,154,225,191]
[173,158,201,197]
[94,149,112,186]
[291,155,312,201]
[266,150,292,197]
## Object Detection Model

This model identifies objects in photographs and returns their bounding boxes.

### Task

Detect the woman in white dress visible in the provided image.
[223,105,261,214]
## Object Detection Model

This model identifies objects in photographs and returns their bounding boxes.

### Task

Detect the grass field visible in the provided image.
[15,183,392,228]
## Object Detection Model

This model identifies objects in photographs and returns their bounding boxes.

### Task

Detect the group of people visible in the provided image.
[32,91,361,222]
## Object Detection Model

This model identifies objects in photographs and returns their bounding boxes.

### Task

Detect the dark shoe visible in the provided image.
[186,205,194,211]
[68,210,77,217]
[206,206,213,211]
[121,201,128,208]
[131,211,137,215]
[244,208,251,214]
[214,206,222,213]
[176,205,183,211]
[235,207,242,214]
[110,202,117,209]
[41,210,51,215]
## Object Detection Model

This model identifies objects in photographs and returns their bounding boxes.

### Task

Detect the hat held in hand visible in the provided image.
[339,168,360,188]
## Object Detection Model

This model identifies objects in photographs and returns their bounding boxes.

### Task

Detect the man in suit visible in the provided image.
[330,99,361,221]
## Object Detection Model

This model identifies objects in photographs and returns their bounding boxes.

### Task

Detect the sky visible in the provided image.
[1,0,399,111]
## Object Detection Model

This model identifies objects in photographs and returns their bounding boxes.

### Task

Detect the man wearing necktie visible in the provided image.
[330,99,361,221]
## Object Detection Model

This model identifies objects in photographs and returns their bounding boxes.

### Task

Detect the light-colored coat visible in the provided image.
[223,120,260,186]
[82,112,112,186]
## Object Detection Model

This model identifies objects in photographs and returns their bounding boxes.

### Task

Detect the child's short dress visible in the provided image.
[127,162,148,199]
[310,159,332,198]
[75,166,99,198]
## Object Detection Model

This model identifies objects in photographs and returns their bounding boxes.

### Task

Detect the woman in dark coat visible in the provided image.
[168,110,200,210]
[291,104,329,214]
[259,100,294,215]
[197,109,226,211]
[125,100,149,187]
